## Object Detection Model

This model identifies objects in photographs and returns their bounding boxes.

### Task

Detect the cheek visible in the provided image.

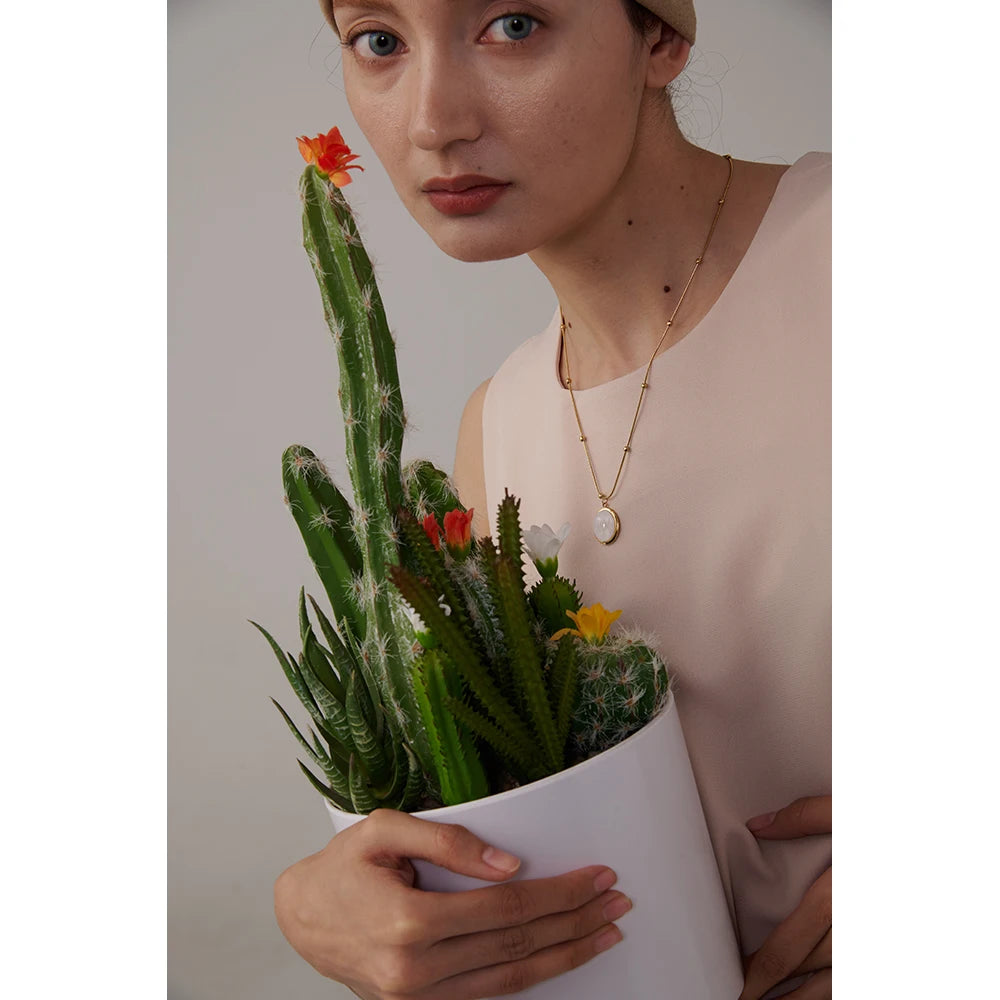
[510,61,640,184]
[343,71,408,169]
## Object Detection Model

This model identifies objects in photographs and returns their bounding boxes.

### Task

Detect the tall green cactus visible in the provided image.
[254,164,464,812]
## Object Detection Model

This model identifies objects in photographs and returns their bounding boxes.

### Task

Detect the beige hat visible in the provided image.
[318,1,696,45]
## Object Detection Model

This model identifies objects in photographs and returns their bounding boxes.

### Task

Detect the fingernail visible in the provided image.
[747,811,776,832]
[593,868,617,893]
[482,846,521,872]
[602,894,632,921]
[595,927,622,953]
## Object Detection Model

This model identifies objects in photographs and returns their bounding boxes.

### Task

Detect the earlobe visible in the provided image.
[644,24,690,89]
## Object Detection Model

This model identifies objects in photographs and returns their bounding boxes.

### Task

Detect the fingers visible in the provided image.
[781,968,832,999]
[358,809,523,881]
[739,868,831,1000]
[410,920,624,1000]
[418,864,618,940]
[418,883,632,985]
[746,795,831,839]
[792,928,831,977]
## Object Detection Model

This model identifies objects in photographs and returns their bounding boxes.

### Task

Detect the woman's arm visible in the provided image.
[452,377,492,540]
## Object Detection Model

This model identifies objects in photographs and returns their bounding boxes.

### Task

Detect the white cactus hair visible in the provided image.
[307,505,339,530]
[342,403,360,430]
[297,171,316,204]
[382,513,402,547]
[400,460,419,493]
[373,629,391,661]
[414,489,431,521]
[306,246,330,276]
[286,445,319,480]
[373,441,392,474]
[374,380,403,422]
[346,570,366,610]
[328,311,346,346]
[338,220,362,247]
[365,573,384,608]
[607,624,662,652]
[360,281,376,315]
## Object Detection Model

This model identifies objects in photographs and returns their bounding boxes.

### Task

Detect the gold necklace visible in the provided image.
[560,153,734,545]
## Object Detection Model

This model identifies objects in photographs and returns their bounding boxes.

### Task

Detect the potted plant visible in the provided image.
[252,128,743,999]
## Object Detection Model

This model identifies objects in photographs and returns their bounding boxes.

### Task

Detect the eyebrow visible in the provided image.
[333,0,399,16]
[334,0,467,18]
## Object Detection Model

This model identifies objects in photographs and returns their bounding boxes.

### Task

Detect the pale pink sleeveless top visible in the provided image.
[482,153,831,959]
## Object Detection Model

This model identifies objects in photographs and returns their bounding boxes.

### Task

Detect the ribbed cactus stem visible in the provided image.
[299,165,428,769]
[402,459,464,523]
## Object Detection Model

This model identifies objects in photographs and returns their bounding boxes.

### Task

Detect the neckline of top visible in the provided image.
[548,151,818,395]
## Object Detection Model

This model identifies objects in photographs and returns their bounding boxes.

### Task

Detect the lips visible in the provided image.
[424,183,511,217]
[421,174,507,193]
[421,172,512,217]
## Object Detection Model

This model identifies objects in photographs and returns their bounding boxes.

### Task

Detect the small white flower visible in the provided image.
[403,602,426,634]
[523,522,571,564]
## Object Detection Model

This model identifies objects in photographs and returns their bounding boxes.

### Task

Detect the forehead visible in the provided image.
[331,0,544,21]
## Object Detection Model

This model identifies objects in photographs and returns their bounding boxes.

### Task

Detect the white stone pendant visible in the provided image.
[593,505,620,545]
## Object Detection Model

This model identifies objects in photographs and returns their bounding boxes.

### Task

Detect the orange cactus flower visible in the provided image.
[551,603,623,644]
[296,126,364,187]
[422,514,442,551]
[443,508,474,558]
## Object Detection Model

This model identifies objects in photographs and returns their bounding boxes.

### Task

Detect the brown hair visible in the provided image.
[622,0,664,38]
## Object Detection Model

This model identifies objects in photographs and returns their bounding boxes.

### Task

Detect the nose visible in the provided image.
[407,50,483,151]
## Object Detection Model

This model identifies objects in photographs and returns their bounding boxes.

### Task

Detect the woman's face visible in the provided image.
[332,0,651,262]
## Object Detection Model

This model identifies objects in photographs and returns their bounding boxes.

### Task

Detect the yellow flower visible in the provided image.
[551,603,623,644]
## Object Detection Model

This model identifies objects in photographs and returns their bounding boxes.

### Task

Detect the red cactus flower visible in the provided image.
[443,508,474,558]
[422,514,442,551]
[296,126,364,187]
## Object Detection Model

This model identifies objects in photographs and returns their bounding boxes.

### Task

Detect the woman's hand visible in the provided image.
[273,808,629,999]
[738,795,831,1000]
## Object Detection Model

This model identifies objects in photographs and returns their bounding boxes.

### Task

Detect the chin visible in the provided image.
[426,225,537,264]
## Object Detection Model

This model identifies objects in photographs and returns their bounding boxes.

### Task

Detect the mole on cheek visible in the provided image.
[627,219,633,226]
[663,285,671,293]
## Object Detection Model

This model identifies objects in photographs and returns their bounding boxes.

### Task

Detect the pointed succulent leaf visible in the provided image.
[348,752,378,813]
[271,697,334,773]
[297,759,355,813]
[399,743,428,812]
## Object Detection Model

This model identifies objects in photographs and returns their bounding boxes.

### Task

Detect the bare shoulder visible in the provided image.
[453,377,492,539]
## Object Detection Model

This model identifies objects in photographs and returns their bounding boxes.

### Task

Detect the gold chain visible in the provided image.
[560,154,734,507]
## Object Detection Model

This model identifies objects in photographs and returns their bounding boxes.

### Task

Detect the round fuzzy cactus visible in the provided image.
[569,630,671,757]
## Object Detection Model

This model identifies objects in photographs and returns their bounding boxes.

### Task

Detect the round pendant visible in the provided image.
[593,505,620,545]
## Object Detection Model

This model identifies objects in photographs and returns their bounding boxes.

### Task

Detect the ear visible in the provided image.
[644,23,691,89]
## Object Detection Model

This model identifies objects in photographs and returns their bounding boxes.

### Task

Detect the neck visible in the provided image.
[528,117,734,389]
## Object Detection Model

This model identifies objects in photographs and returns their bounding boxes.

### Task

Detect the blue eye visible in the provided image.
[365,31,398,56]
[497,14,534,41]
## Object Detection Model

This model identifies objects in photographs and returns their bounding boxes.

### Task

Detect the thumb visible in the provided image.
[746,794,832,839]
[360,808,522,881]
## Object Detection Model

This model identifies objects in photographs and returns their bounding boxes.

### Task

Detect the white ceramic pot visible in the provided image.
[325,691,743,999]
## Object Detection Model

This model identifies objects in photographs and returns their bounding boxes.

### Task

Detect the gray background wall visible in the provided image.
[168,2,831,996]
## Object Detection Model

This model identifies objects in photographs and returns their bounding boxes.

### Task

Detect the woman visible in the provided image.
[274,2,831,998]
